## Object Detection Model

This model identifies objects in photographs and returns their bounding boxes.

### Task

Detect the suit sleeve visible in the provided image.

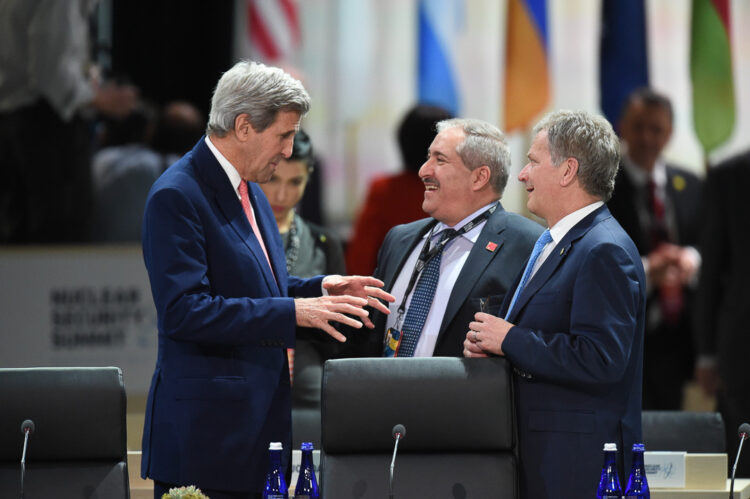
[143,185,318,346]
[503,242,643,386]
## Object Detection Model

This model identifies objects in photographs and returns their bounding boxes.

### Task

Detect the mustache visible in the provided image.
[422,178,439,188]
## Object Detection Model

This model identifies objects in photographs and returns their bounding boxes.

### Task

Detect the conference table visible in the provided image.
[650,479,750,498]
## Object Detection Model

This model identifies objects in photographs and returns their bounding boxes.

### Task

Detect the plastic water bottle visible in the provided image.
[294,442,319,499]
[263,442,288,499]
[597,442,623,499]
[624,443,650,498]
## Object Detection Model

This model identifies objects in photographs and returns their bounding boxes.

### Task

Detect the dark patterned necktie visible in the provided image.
[398,229,456,357]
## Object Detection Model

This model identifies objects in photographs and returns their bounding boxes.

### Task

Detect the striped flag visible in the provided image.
[503,0,549,132]
[599,0,649,128]
[246,0,301,62]
[418,0,463,116]
[691,0,735,153]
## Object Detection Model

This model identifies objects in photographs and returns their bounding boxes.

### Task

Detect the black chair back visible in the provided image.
[320,357,517,498]
[0,367,129,498]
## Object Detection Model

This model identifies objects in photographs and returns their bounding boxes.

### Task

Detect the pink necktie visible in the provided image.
[240,181,292,384]
[239,181,274,277]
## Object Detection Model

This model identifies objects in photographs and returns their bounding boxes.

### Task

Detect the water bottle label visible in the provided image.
[266,495,286,499]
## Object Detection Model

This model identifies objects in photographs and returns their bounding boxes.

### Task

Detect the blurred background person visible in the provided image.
[90,100,204,242]
[607,88,703,410]
[0,0,137,243]
[259,128,345,447]
[151,100,206,167]
[694,148,750,477]
[346,103,453,275]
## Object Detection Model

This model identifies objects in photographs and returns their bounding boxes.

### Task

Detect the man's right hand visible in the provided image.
[294,295,369,342]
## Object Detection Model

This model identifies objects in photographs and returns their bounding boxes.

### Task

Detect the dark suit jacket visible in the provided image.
[502,206,646,498]
[140,138,324,493]
[607,163,702,253]
[694,152,750,398]
[607,162,702,405]
[344,204,543,357]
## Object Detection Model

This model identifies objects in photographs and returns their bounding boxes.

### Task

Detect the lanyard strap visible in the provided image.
[394,203,498,323]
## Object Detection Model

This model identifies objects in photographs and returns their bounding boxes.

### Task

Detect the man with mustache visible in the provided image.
[344,118,542,358]
[465,110,646,498]
[140,61,394,498]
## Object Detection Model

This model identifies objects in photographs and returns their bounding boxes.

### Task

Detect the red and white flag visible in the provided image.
[246,0,301,62]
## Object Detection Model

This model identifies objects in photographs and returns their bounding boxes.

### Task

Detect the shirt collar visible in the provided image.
[548,201,604,245]
[622,155,667,189]
[432,201,497,243]
[205,136,243,199]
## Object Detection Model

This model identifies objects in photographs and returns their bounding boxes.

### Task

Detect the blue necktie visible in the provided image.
[398,229,456,357]
[505,229,552,320]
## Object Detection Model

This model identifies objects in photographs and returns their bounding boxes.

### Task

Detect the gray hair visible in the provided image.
[436,118,510,194]
[206,60,310,137]
[533,110,620,201]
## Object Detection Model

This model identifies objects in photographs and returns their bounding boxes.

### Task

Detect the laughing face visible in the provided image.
[418,126,477,227]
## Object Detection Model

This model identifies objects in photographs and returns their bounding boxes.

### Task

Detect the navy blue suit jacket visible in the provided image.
[140,138,324,493]
[502,205,646,498]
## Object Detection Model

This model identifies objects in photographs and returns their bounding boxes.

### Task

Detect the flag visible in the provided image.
[418,0,463,116]
[599,0,649,128]
[246,0,301,62]
[691,0,735,153]
[503,0,549,132]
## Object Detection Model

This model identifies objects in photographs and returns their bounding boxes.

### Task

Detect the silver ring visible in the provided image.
[473,331,478,342]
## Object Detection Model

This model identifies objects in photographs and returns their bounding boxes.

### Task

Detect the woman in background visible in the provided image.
[260,128,345,447]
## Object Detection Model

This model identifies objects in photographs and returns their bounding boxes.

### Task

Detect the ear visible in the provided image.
[559,157,579,187]
[234,113,252,141]
[471,165,492,191]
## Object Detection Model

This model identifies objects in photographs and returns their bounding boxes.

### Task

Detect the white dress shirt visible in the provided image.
[528,201,605,282]
[385,203,495,357]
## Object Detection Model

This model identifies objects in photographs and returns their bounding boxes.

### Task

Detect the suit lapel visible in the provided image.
[439,208,507,336]
[382,220,436,293]
[372,219,434,336]
[507,205,610,322]
[192,139,281,296]
[248,182,285,294]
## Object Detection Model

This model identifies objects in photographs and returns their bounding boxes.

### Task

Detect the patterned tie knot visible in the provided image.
[438,229,457,248]
[440,228,457,242]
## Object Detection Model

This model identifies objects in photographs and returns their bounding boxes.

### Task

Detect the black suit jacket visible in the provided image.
[694,152,750,395]
[344,204,543,357]
[607,162,702,253]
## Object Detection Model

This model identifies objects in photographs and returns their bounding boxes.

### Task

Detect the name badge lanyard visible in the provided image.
[391,203,498,331]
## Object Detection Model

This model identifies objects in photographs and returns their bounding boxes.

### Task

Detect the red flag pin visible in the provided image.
[485,241,498,252]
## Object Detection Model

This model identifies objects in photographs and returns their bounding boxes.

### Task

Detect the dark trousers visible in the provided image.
[0,99,93,243]
[642,318,694,410]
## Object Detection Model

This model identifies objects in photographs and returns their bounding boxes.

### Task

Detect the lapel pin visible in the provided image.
[560,247,566,256]
[485,241,498,252]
